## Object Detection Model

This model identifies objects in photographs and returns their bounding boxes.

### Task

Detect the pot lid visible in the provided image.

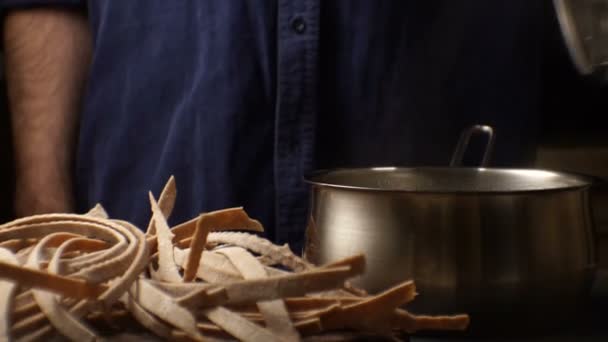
[305,167,594,193]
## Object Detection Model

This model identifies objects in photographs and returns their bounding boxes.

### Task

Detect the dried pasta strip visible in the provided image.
[15,246,35,265]
[196,322,232,339]
[96,220,149,306]
[9,264,103,332]
[38,234,117,337]
[295,303,342,322]
[180,263,361,308]
[178,247,288,278]
[182,208,264,282]
[0,248,19,341]
[50,238,108,275]
[174,238,192,249]
[60,250,84,259]
[202,306,281,342]
[57,238,107,254]
[294,317,324,336]
[0,222,122,268]
[174,248,244,283]
[217,264,359,306]
[146,175,177,236]
[182,215,210,282]
[168,330,207,342]
[0,255,106,299]
[68,219,138,286]
[11,291,48,333]
[2,219,127,277]
[319,281,416,331]
[0,217,123,244]
[85,203,109,219]
[5,217,129,270]
[229,296,361,315]
[149,193,182,282]
[0,212,111,229]
[149,278,228,305]
[391,309,470,333]
[131,278,205,341]
[13,291,34,311]
[320,254,366,275]
[146,209,264,255]
[120,293,174,339]
[236,311,329,329]
[239,309,310,322]
[309,288,362,299]
[0,239,21,251]
[12,300,38,322]
[30,236,99,341]
[286,297,361,311]
[11,311,47,336]
[0,239,37,253]
[64,220,126,269]
[343,281,368,297]
[218,247,299,340]
[171,207,263,241]
[14,324,53,342]
[196,316,323,338]
[61,242,125,274]
[145,279,215,297]
[206,232,313,272]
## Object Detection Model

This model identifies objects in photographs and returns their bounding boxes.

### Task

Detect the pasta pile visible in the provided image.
[0,177,468,341]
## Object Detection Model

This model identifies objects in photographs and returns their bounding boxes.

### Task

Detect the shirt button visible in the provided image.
[291,17,306,34]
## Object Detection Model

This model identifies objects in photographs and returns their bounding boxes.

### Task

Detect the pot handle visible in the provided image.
[449,124,495,167]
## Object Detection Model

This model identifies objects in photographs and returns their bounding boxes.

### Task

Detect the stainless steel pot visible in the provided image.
[303,125,597,333]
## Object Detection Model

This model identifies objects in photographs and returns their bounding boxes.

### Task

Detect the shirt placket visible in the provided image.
[274,0,320,250]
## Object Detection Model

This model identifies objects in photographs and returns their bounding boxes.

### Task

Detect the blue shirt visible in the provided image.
[2,1,543,252]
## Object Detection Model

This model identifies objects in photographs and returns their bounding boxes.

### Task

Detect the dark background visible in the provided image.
[0,2,607,224]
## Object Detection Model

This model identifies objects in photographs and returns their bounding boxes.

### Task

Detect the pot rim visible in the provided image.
[304,166,599,194]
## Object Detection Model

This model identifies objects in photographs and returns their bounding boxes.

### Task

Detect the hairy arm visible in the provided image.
[4,8,91,217]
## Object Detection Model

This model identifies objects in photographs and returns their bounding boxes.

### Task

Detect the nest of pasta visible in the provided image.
[0,176,469,341]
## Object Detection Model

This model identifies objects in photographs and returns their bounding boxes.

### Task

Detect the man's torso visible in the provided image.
[76,0,543,250]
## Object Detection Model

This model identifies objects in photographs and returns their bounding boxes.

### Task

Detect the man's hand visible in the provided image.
[4,8,91,217]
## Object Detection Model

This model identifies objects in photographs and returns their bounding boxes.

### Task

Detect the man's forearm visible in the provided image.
[4,8,91,216]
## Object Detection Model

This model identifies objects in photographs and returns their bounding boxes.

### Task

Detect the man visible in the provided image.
[2,1,543,253]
